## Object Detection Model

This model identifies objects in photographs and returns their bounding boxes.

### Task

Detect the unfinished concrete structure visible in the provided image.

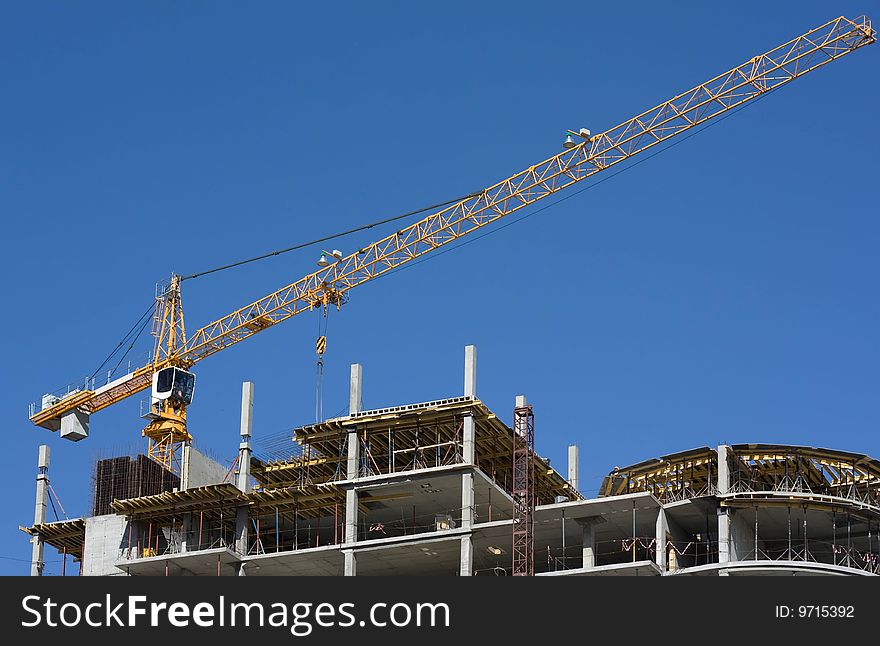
[24,345,880,576]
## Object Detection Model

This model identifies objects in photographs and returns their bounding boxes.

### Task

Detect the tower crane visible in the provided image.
[28,16,875,474]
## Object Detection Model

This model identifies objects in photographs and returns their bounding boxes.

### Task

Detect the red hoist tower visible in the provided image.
[512,399,536,576]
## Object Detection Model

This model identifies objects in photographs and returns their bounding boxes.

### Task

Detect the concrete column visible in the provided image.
[349,363,363,415]
[346,430,359,480]
[237,381,254,492]
[462,346,476,464]
[343,489,358,574]
[31,445,49,577]
[346,366,361,482]
[460,473,474,527]
[234,382,254,556]
[344,488,358,544]
[459,348,477,577]
[716,444,730,495]
[459,435,475,577]
[567,444,579,493]
[181,513,193,553]
[240,381,254,438]
[181,445,189,489]
[464,345,476,398]
[716,445,732,565]
[34,445,49,525]
[344,550,357,576]
[462,415,475,465]
[718,507,731,564]
[655,508,669,570]
[578,518,597,569]
[459,535,473,576]
[234,506,249,556]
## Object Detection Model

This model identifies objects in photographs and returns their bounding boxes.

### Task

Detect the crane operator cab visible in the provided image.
[151,366,196,406]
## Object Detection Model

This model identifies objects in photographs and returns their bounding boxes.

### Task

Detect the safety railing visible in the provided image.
[729,474,880,508]
[540,537,658,573]
[359,507,463,542]
[243,505,469,556]
[117,519,235,561]
[245,518,342,555]
[737,538,880,574]
[664,539,719,571]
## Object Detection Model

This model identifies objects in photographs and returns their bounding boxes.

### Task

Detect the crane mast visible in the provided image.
[28,16,875,473]
[141,275,192,472]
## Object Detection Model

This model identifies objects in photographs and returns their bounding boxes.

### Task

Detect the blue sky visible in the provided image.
[1,2,877,574]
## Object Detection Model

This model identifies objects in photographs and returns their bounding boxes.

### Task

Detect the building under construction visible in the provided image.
[24,346,880,576]
[20,17,879,578]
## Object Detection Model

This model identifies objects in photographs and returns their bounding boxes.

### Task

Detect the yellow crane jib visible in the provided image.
[28,16,875,469]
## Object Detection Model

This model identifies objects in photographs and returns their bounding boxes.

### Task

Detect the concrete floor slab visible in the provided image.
[242,544,344,576]
[117,547,239,576]
[537,560,662,577]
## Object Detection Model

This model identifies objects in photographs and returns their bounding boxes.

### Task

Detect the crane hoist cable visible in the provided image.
[180,190,484,282]
[315,305,331,423]
[88,302,155,384]
[106,311,154,381]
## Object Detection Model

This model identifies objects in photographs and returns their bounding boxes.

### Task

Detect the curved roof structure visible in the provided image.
[600,443,880,506]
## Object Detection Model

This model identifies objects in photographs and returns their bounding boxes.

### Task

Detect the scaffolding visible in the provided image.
[112,483,244,559]
[596,443,880,575]
[725,444,880,505]
[91,453,180,516]
[20,519,85,575]
[94,397,578,568]
[600,447,718,501]
[252,397,576,504]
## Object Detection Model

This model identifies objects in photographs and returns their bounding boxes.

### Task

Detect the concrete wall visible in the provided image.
[728,507,759,562]
[661,506,696,571]
[82,514,128,576]
[181,446,229,490]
